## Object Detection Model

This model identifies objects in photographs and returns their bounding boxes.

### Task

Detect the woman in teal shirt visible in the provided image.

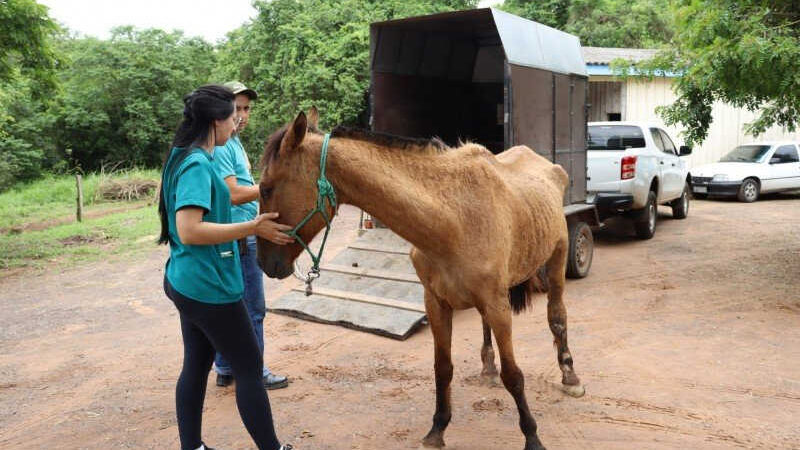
[157,85,293,450]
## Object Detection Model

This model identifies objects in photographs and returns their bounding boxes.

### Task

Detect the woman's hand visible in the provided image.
[253,212,294,245]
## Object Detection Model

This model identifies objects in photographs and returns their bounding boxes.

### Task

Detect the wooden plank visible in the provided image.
[271,291,426,340]
[292,286,426,313]
[347,243,411,255]
[321,264,421,284]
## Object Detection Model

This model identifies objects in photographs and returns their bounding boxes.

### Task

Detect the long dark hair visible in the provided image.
[158,84,235,245]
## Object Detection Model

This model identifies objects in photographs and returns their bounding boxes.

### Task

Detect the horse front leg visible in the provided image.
[480,317,500,385]
[485,303,546,450]
[545,242,585,397]
[422,288,454,448]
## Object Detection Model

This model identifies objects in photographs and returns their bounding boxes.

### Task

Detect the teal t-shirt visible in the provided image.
[214,135,258,223]
[162,147,244,304]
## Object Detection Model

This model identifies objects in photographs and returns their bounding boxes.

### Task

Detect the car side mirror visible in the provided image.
[769,157,782,164]
[679,145,692,156]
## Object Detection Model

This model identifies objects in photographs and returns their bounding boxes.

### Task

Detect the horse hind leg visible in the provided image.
[544,240,585,398]
[480,317,500,386]
[484,301,546,450]
[422,288,454,448]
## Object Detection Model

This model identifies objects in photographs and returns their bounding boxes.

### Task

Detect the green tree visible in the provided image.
[0,72,54,189]
[0,0,60,89]
[0,0,61,190]
[500,0,673,48]
[213,0,478,161]
[500,0,571,29]
[652,0,800,144]
[51,27,216,170]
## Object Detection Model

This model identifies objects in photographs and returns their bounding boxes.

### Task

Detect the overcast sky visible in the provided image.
[39,0,503,43]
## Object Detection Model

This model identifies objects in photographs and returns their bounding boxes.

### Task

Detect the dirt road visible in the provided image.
[1,196,798,449]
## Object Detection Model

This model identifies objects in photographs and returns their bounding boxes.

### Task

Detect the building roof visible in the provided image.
[582,46,679,77]
[581,47,659,65]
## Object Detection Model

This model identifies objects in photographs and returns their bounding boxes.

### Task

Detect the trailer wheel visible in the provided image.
[566,221,593,279]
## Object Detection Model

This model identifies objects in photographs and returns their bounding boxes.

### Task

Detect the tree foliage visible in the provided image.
[213,0,478,160]
[499,0,673,48]
[499,0,572,30]
[0,0,60,89]
[0,0,62,189]
[50,27,215,171]
[0,72,52,189]
[652,0,800,144]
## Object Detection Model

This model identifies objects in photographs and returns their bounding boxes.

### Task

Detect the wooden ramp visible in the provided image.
[269,229,426,340]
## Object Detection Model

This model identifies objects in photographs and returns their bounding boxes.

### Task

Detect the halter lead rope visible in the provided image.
[285,133,337,296]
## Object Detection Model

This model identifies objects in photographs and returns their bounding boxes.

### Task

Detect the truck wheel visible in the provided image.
[566,221,593,279]
[671,182,690,219]
[737,178,759,203]
[634,191,657,240]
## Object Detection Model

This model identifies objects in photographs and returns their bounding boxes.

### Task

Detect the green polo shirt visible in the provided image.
[214,135,258,224]
[162,147,243,304]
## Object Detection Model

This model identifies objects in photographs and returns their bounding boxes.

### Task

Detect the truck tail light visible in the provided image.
[621,155,637,180]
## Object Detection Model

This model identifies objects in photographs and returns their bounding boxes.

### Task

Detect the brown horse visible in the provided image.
[256,110,584,450]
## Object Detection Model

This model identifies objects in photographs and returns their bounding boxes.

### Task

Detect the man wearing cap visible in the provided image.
[213,81,289,390]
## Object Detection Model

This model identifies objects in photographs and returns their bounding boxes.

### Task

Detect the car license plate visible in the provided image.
[693,186,707,193]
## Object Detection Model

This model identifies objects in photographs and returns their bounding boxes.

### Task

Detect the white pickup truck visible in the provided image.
[586,122,692,239]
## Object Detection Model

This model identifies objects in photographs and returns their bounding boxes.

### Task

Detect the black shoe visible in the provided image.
[216,373,233,387]
[263,373,289,390]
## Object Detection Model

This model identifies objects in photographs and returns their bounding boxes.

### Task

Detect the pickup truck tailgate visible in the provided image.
[587,150,625,192]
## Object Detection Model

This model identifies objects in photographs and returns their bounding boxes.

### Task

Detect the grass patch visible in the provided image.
[0,204,162,271]
[0,169,160,230]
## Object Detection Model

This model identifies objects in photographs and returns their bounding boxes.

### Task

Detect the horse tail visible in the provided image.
[508,266,550,315]
[508,282,529,314]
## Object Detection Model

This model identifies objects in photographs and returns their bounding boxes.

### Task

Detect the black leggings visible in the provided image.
[164,278,281,450]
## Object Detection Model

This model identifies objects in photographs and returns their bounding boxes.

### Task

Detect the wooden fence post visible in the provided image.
[76,174,83,222]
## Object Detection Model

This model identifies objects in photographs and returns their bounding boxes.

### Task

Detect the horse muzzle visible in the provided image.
[257,251,293,279]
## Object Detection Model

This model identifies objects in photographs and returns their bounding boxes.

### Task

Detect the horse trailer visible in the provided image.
[368,8,598,278]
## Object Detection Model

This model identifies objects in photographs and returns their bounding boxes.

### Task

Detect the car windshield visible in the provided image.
[588,125,646,150]
[719,145,771,162]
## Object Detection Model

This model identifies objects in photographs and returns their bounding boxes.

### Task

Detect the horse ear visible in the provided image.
[307,106,319,128]
[281,111,307,153]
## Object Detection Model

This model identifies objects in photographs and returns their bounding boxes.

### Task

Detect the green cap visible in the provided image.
[224,81,258,100]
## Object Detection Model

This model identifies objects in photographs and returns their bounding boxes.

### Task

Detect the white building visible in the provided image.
[583,46,800,167]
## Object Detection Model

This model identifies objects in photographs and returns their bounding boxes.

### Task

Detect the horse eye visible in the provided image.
[260,185,273,198]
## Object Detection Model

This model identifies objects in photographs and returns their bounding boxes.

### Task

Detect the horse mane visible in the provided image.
[259,124,288,170]
[259,123,448,170]
[331,126,448,154]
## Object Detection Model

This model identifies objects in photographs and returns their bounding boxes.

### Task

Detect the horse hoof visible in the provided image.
[421,434,445,448]
[480,373,501,387]
[560,383,585,398]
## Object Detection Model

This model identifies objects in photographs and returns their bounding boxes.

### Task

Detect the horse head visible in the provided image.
[256,107,335,279]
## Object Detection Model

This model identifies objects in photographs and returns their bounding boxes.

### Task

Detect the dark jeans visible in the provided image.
[164,277,281,450]
[215,235,270,376]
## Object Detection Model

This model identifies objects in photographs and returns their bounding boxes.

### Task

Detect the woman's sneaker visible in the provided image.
[279,445,293,450]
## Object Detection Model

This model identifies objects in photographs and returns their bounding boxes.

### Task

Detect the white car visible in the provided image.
[691,141,800,202]
[587,122,692,239]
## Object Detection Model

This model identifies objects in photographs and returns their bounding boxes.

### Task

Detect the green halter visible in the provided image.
[285,133,337,295]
